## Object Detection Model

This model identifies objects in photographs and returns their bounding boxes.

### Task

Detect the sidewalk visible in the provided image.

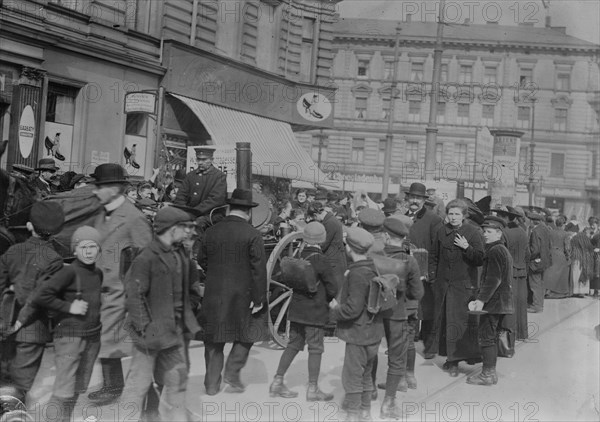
[24,296,599,421]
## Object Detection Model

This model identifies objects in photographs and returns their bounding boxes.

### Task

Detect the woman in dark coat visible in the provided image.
[269,222,338,401]
[545,216,572,299]
[571,228,594,296]
[432,199,485,376]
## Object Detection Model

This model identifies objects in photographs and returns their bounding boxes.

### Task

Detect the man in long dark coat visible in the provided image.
[175,147,227,231]
[200,188,269,395]
[404,182,442,358]
[527,213,552,313]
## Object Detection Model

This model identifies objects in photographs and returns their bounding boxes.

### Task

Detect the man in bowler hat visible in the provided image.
[403,182,443,358]
[200,188,269,395]
[33,158,60,198]
[87,163,153,404]
[175,146,227,231]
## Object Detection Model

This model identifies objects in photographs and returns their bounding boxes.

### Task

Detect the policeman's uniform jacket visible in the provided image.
[175,165,227,216]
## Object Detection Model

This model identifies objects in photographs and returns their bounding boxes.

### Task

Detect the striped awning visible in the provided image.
[170,94,336,187]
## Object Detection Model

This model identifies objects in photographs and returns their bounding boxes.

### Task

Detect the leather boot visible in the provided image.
[344,393,361,422]
[360,391,372,421]
[406,372,417,389]
[306,382,333,402]
[377,377,407,392]
[466,367,497,386]
[269,375,298,398]
[360,408,373,421]
[88,358,124,404]
[380,395,402,420]
[345,410,360,422]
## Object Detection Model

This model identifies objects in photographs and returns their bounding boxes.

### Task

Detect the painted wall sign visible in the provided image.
[18,105,35,159]
[296,93,332,123]
[124,92,157,114]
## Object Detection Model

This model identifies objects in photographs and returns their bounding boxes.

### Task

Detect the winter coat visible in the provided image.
[124,240,201,351]
[287,246,338,326]
[331,259,384,346]
[175,165,227,215]
[0,237,63,343]
[200,215,269,343]
[529,223,552,273]
[478,240,513,314]
[503,222,529,278]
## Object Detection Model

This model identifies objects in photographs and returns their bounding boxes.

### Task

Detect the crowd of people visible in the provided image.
[1,148,599,422]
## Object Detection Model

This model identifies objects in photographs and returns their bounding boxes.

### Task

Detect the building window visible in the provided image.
[554,108,567,131]
[481,104,495,126]
[405,141,419,164]
[310,137,327,163]
[440,64,448,83]
[381,96,391,120]
[352,138,365,163]
[484,66,497,84]
[299,18,316,82]
[384,61,394,80]
[437,102,446,124]
[556,72,570,91]
[46,84,77,124]
[408,100,421,122]
[517,106,531,129]
[455,144,467,164]
[519,68,533,87]
[355,97,367,119]
[357,59,370,78]
[457,103,470,125]
[435,143,444,165]
[45,83,78,167]
[378,139,386,165]
[459,65,473,84]
[550,153,565,177]
[411,62,424,82]
[125,113,148,136]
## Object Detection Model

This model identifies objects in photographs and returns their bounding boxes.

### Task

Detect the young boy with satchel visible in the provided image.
[329,227,384,421]
[269,222,338,401]
[31,226,103,422]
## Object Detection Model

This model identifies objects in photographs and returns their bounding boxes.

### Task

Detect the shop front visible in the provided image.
[158,41,337,191]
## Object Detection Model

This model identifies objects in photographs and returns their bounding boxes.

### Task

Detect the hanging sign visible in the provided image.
[124,92,157,114]
[18,105,35,159]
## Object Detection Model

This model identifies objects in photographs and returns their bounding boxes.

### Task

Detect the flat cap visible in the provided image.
[481,215,506,230]
[345,227,374,254]
[358,208,385,228]
[154,206,193,233]
[383,217,409,237]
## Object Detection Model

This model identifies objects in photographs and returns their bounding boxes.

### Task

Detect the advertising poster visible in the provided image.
[43,122,73,172]
[123,135,147,178]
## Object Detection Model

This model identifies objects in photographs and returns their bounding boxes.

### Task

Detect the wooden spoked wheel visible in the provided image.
[266,231,304,348]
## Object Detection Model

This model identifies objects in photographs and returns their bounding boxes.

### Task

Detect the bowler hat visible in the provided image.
[154,206,193,233]
[93,164,129,185]
[227,188,259,208]
[404,182,428,198]
[383,217,409,237]
[30,201,64,236]
[481,215,506,230]
[345,227,374,254]
[195,147,215,159]
[35,158,59,172]
[382,198,398,214]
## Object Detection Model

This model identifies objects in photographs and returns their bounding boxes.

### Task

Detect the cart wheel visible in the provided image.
[266,231,304,348]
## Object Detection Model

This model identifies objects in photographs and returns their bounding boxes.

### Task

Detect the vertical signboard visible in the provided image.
[490,129,524,207]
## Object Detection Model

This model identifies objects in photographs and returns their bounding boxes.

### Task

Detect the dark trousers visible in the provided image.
[204,341,252,392]
[383,319,409,376]
[407,313,418,360]
[512,276,529,339]
[9,342,45,393]
[420,319,435,354]
[342,342,380,395]
[478,314,505,368]
[528,271,544,311]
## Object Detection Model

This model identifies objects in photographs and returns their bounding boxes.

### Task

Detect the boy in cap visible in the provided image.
[121,206,201,421]
[31,226,103,422]
[329,227,384,421]
[0,202,64,402]
[377,218,424,419]
[358,208,386,255]
[467,216,513,386]
[270,221,338,401]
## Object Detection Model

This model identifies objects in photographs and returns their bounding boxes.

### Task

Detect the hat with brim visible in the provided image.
[195,147,216,159]
[35,158,59,172]
[227,188,258,208]
[92,163,129,185]
[404,182,428,198]
[169,203,203,218]
[481,215,506,230]
[382,198,398,214]
[69,173,94,189]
